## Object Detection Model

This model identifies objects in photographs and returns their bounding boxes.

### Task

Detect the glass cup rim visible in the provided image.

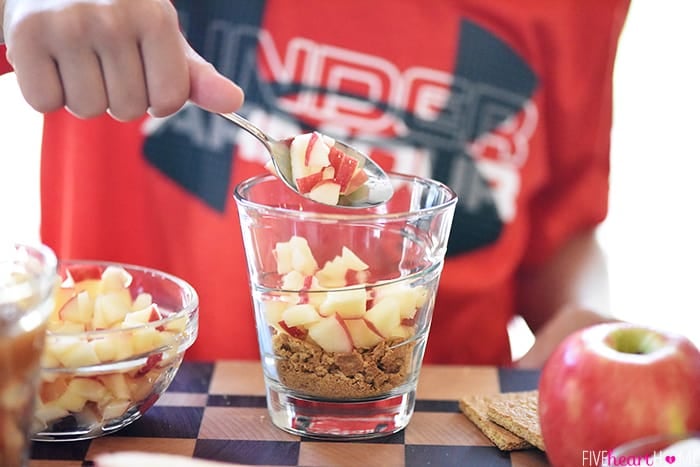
[233,171,458,221]
[1,242,57,305]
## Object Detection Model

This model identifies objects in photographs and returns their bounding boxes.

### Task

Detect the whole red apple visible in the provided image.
[538,322,700,467]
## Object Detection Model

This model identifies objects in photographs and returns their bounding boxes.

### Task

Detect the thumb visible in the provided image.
[185,44,244,113]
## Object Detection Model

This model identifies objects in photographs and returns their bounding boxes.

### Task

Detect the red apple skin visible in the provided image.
[304,132,320,165]
[296,172,324,194]
[344,169,369,195]
[538,323,700,467]
[328,147,358,192]
[66,264,102,283]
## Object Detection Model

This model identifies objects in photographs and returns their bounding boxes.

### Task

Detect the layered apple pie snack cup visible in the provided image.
[1,243,57,467]
[32,260,199,441]
[234,172,457,439]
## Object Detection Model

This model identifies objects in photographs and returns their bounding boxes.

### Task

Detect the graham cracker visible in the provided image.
[486,390,545,452]
[459,394,533,451]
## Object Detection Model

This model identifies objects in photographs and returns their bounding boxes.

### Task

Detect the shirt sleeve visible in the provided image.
[0,45,13,74]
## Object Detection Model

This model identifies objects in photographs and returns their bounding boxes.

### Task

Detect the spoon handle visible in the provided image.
[218,112,274,149]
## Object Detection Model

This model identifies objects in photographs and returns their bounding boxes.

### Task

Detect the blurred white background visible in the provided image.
[1,1,699,348]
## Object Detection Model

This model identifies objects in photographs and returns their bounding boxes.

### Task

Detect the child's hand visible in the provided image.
[1,0,244,120]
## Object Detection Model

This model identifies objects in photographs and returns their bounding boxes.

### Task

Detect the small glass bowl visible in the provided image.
[611,432,700,466]
[31,260,199,441]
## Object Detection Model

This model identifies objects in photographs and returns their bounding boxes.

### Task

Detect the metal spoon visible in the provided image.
[218,112,393,208]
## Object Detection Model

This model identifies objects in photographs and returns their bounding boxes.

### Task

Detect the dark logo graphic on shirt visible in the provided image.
[144,0,538,256]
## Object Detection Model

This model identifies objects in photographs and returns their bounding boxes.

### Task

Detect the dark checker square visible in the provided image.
[194,439,300,466]
[207,394,268,408]
[168,361,215,393]
[414,399,460,413]
[406,445,512,467]
[30,439,91,460]
[116,406,204,438]
[498,368,540,393]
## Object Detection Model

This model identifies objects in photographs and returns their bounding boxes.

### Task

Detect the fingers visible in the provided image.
[5,45,65,114]
[131,2,189,118]
[4,0,244,121]
[98,40,149,121]
[185,44,245,114]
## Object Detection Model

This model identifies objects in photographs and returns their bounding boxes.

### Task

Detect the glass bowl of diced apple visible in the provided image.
[31,260,199,441]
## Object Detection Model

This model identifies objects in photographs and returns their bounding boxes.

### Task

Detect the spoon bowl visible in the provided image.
[218,112,393,208]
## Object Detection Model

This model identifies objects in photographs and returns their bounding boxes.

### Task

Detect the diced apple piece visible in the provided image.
[52,286,77,319]
[54,389,86,413]
[289,133,314,181]
[100,265,133,292]
[39,376,69,403]
[341,246,369,271]
[308,180,341,205]
[101,399,132,420]
[52,340,101,368]
[364,297,401,338]
[319,288,367,318]
[279,321,308,339]
[288,236,319,276]
[47,320,86,333]
[388,324,414,339]
[114,335,137,362]
[130,328,171,355]
[91,335,118,362]
[73,279,102,299]
[66,264,102,284]
[307,315,353,353]
[163,315,188,333]
[123,304,162,327]
[306,132,332,167]
[295,171,324,194]
[344,168,369,195]
[131,292,153,311]
[281,304,320,327]
[125,373,157,401]
[57,291,93,324]
[276,236,319,276]
[375,284,427,319]
[33,402,69,428]
[263,300,288,329]
[40,349,61,370]
[327,147,360,193]
[67,377,108,401]
[281,270,306,290]
[345,319,383,349]
[97,373,131,400]
[92,332,137,363]
[321,166,335,180]
[274,241,294,275]
[303,281,327,308]
[316,257,348,288]
[93,290,132,329]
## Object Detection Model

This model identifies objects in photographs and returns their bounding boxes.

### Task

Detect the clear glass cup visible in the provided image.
[234,172,457,439]
[0,243,57,467]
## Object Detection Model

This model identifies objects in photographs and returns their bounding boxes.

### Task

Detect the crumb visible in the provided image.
[273,333,414,399]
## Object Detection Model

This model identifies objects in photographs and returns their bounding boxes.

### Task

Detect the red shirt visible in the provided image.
[0,0,630,365]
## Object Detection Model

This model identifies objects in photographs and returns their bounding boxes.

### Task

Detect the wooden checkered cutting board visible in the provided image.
[29,361,549,467]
